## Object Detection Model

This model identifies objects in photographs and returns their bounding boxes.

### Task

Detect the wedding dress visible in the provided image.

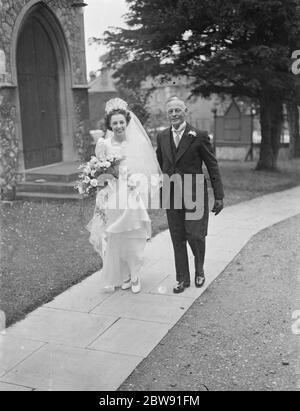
[87,105,162,289]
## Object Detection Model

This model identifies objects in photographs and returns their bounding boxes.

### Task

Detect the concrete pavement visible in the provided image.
[0,186,299,391]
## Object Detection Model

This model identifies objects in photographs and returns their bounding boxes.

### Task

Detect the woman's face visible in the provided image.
[110,114,127,139]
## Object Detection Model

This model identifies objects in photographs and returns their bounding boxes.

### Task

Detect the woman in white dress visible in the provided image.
[87,98,162,293]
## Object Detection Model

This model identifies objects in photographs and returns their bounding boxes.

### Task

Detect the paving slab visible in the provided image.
[0,335,45,377]
[0,381,33,391]
[149,275,204,298]
[139,259,175,293]
[45,278,112,313]
[1,186,299,391]
[6,308,118,348]
[150,259,229,298]
[89,318,171,357]
[91,292,194,324]
[1,344,142,391]
[206,235,250,262]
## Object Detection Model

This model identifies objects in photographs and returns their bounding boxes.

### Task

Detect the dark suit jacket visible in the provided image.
[156,123,224,202]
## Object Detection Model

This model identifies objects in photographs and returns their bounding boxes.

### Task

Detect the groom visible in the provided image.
[156,97,224,294]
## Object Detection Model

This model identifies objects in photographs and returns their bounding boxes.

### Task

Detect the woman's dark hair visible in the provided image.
[105,109,131,131]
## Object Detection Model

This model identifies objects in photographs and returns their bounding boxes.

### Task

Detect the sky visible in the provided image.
[83,0,128,76]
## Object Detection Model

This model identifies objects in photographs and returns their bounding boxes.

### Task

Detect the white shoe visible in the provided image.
[131,278,141,294]
[121,278,131,290]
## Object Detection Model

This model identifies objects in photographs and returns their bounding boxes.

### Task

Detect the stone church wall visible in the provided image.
[0,0,90,196]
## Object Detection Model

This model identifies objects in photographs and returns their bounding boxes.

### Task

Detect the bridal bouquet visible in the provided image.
[75,154,123,196]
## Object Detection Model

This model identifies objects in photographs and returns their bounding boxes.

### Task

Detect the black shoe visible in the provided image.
[195,273,205,288]
[173,281,190,294]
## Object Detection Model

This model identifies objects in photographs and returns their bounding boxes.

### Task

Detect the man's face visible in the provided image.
[167,102,187,129]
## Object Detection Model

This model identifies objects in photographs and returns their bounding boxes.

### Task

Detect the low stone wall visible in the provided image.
[0,87,18,196]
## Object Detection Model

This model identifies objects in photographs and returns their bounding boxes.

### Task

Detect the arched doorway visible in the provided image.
[15,3,74,170]
[17,14,61,169]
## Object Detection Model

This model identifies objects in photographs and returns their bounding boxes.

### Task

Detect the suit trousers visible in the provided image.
[166,208,206,283]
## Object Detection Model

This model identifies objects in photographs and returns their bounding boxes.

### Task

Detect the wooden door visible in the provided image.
[17,16,62,169]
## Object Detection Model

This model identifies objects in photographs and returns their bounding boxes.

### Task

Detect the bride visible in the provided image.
[87,98,162,293]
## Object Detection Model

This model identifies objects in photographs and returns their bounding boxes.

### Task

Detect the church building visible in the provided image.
[0,0,90,198]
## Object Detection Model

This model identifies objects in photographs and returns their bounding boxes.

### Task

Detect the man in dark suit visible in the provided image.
[156,97,224,293]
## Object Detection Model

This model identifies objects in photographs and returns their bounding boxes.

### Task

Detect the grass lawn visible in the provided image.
[1,159,300,327]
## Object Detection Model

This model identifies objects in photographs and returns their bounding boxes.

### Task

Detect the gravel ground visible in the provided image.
[119,215,300,392]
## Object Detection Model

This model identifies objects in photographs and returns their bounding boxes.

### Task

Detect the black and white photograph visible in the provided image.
[0,0,300,393]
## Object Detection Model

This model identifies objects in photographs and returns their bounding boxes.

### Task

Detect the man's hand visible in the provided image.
[212,199,224,215]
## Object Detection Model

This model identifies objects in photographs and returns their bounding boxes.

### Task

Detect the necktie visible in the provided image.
[174,130,181,148]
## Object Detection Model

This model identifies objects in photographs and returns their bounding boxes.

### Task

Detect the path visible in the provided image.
[0,187,299,391]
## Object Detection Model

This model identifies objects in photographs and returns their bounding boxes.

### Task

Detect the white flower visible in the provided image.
[90,179,98,187]
[188,130,197,137]
[85,165,92,174]
[84,176,90,184]
[90,156,98,164]
[104,161,111,168]
[97,161,105,168]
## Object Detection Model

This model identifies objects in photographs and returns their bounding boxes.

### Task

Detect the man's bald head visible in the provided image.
[166,96,187,112]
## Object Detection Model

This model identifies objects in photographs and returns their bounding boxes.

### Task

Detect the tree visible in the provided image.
[287,100,300,158]
[116,84,151,125]
[98,0,300,170]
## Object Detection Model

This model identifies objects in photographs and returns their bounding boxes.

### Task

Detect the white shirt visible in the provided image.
[172,121,187,147]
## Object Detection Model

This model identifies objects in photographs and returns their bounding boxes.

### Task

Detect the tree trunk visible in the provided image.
[286,101,300,159]
[256,92,283,171]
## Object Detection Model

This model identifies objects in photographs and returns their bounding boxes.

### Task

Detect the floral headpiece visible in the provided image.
[105,98,128,115]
